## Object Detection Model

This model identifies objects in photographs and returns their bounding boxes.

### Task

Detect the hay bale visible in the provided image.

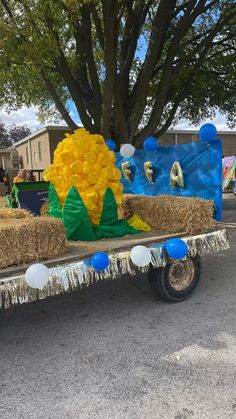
[0,217,67,269]
[119,194,214,234]
[0,208,33,219]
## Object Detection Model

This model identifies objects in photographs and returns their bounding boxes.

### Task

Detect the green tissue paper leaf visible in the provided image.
[100,187,118,225]
[63,186,96,241]
[49,184,62,218]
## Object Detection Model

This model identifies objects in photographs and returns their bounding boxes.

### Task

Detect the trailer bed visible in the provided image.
[0,230,186,280]
[0,228,230,309]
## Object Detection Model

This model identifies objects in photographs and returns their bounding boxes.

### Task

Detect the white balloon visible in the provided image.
[120,144,135,158]
[130,245,152,268]
[25,263,50,289]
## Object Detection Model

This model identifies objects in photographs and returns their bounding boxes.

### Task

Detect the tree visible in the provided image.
[8,124,31,143]
[0,121,12,148]
[0,1,235,146]
[0,120,31,148]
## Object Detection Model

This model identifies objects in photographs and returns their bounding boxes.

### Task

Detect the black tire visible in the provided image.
[148,256,201,303]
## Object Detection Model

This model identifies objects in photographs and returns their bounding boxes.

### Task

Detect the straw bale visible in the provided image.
[0,217,67,269]
[119,194,214,234]
[0,208,33,219]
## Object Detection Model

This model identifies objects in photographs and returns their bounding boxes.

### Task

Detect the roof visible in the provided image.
[12,125,236,148]
[0,149,15,153]
[13,125,72,147]
[167,129,236,135]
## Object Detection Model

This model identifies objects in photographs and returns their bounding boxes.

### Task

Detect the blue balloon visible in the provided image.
[91,252,110,270]
[199,123,217,142]
[83,258,91,266]
[144,136,159,152]
[165,239,188,259]
[106,139,116,151]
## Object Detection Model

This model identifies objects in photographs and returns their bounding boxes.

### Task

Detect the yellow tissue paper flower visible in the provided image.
[128,214,151,232]
[43,128,123,225]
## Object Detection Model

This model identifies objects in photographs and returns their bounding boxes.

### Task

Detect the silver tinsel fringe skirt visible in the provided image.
[0,229,229,309]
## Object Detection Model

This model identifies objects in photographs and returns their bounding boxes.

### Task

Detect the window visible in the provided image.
[38,141,42,161]
[26,147,29,164]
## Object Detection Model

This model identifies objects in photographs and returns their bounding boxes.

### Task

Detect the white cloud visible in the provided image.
[0,106,43,131]
[0,105,232,134]
[174,110,231,131]
[0,103,81,132]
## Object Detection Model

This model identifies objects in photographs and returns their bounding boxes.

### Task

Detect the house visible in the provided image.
[13,126,236,172]
[13,125,73,171]
[159,129,236,156]
[0,148,19,195]
[0,148,19,172]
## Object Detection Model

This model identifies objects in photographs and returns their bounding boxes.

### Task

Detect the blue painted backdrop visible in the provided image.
[116,139,222,221]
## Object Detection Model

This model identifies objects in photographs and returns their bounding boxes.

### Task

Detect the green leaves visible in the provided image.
[1,1,235,141]
[48,184,62,219]
[63,186,96,241]
[49,185,139,241]
[100,187,118,226]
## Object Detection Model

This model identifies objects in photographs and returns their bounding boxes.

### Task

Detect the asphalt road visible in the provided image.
[0,195,235,419]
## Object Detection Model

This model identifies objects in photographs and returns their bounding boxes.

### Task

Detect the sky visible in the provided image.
[0,104,232,134]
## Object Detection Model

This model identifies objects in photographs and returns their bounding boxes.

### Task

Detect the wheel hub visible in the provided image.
[169,259,195,291]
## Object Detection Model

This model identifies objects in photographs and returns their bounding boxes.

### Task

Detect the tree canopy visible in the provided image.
[0,120,31,148]
[0,0,235,145]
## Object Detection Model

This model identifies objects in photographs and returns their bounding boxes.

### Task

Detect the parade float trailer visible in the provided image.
[0,125,230,309]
